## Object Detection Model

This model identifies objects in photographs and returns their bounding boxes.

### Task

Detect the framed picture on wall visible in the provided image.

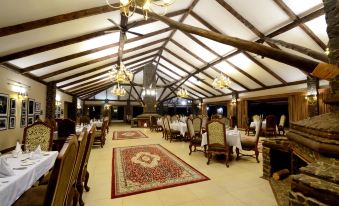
[20,116,27,128]
[0,117,7,130]
[27,116,34,126]
[35,102,41,113]
[28,99,35,115]
[22,99,27,115]
[0,93,9,117]
[9,116,15,129]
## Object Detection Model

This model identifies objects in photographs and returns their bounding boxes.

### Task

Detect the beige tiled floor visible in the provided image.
[82,124,277,206]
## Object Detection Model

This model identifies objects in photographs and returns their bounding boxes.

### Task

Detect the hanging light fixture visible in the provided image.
[108,62,133,83]
[212,73,231,89]
[111,83,127,96]
[105,0,176,20]
[177,88,189,98]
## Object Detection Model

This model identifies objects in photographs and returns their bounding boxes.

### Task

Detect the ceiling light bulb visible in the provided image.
[143,0,151,10]
[120,0,129,6]
[325,48,330,55]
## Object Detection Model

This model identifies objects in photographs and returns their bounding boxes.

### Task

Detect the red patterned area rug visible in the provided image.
[112,144,210,198]
[113,130,148,140]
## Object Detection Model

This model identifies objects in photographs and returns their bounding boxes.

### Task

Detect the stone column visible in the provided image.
[46,82,56,119]
[143,64,157,113]
[306,76,319,117]
[69,96,77,121]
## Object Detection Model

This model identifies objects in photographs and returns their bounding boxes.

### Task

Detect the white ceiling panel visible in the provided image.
[228,53,281,86]
[166,41,205,67]
[223,0,291,34]
[124,31,171,50]
[194,0,257,40]
[133,70,143,84]
[248,53,307,83]
[161,50,196,73]
[172,31,218,62]
[159,59,187,76]
[62,73,109,90]
[213,62,261,89]
[305,15,329,45]
[282,0,323,16]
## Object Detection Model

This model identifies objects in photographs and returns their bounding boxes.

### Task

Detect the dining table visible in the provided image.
[201,129,242,150]
[0,151,58,206]
[250,120,266,129]
[170,121,187,136]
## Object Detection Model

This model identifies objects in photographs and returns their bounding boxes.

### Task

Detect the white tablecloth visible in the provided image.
[76,124,93,135]
[0,151,58,206]
[92,121,102,128]
[157,119,162,126]
[201,130,242,150]
[250,120,266,129]
[170,122,187,136]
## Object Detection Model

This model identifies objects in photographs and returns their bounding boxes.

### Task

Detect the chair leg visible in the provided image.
[236,148,240,160]
[204,145,207,156]
[225,153,229,168]
[255,150,260,163]
[189,142,193,155]
[77,182,85,206]
[207,153,212,165]
[84,170,90,192]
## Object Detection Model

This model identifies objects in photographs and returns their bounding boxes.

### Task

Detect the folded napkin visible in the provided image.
[0,157,14,177]
[31,145,42,160]
[15,141,22,153]
[234,126,238,132]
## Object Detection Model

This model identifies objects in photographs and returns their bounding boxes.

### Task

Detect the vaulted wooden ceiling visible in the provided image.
[0,0,329,102]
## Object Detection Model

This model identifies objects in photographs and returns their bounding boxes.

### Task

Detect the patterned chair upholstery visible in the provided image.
[236,120,262,163]
[206,120,230,167]
[23,122,53,151]
[13,135,79,206]
[277,115,286,135]
[252,115,260,122]
[192,117,202,135]
[188,118,205,155]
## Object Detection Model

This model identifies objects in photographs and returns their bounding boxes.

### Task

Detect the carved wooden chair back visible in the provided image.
[23,122,53,151]
[206,120,227,148]
[192,117,202,133]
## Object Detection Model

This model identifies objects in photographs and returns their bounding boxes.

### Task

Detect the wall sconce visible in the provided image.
[231,93,238,105]
[18,90,28,99]
[55,95,61,106]
[305,94,317,105]
[231,98,237,105]
[104,104,110,110]
[8,81,29,99]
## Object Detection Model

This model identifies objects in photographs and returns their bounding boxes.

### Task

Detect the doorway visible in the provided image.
[111,106,125,121]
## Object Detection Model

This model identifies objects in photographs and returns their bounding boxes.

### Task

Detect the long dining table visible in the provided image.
[0,151,58,206]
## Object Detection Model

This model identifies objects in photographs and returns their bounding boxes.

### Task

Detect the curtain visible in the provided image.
[237,100,248,128]
[319,89,331,114]
[288,94,308,125]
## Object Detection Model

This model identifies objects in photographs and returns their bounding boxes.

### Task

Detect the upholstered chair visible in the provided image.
[236,120,262,163]
[263,115,277,137]
[13,135,79,206]
[79,116,90,125]
[57,119,76,138]
[23,122,53,151]
[252,114,260,122]
[171,115,178,122]
[277,114,286,135]
[201,116,208,129]
[187,119,205,155]
[192,117,202,136]
[206,120,230,167]
[93,120,108,147]
[164,117,181,142]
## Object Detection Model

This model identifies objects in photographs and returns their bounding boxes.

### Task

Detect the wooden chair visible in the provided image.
[93,120,108,147]
[192,117,202,136]
[23,122,53,151]
[219,117,230,128]
[164,117,181,142]
[58,119,76,138]
[206,120,230,167]
[13,135,79,206]
[263,115,277,137]
[76,126,96,205]
[79,116,90,125]
[44,118,57,131]
[277,114,286,135]
[188,118,205,155]
[236,120,262,163]
[65,129,88,206]
[103,116,110,133]
[201,116,208,129]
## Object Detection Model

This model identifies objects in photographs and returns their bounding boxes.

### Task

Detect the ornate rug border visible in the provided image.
[111,144,210,199]
[112,130,149,140]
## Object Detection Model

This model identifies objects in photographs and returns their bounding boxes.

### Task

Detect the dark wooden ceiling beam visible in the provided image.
[74,81,113,95]
[39,38,166,80]
[272,0,326,50]
[148,10,324,75]
[0,5,119,37]
[76,82,114,96]
[21,27,172,73]
[169,39,249,90]
[215,0,279,49]
[0,9,186,63]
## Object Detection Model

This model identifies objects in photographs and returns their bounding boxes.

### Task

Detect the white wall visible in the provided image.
[0,66,47,150]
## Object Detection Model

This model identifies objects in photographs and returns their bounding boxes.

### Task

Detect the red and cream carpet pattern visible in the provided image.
[113,130,148,140]
[112,144,209,198]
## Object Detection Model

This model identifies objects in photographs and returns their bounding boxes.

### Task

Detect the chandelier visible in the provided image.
[212,73,231,89]
[108,62,133,83]
[177,88,189,98]
[106,0,176,20]
[111,83,127,96]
